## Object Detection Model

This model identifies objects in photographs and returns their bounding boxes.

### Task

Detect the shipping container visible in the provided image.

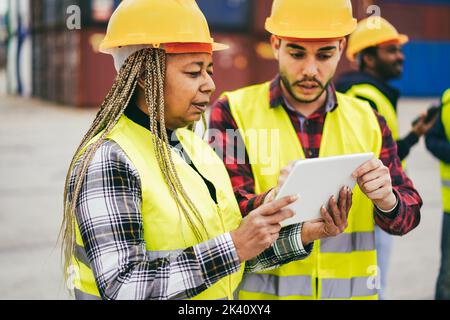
[30,0,43,31]
[90,0,121,24]
[0,13,8,69]
[42,0,61,30]
[30,13,116,107]
[17,31,32,96]
[30,0,120,33]
[6,0,19,37]
[32,32,42,97]
[211,33,277,101]
[18,0,30,32]
[63,29,81,106]
[6,34,18,94]
[390,41,450,96]
[251,0,272,35]
[197,0,251,32]
[77,28,116,107]
[381,0,450,4]
[374,1,450,41]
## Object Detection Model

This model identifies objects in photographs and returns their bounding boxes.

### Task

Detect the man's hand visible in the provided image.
[352,159,397,212]
[301,186,352,245]
[231,195,298,262]
[412,112,439,137]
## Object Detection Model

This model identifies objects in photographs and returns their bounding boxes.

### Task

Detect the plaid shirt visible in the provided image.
[68,108,313,300]
[209,76,422,236]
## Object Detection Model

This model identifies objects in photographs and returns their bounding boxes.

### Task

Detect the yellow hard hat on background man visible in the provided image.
[265,0,357,39]
[347,17,409,61]
[99,0,228,71]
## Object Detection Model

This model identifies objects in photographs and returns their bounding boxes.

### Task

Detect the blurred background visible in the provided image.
[0,0,449,299]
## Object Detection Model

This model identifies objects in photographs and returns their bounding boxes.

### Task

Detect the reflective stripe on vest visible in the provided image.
[75,245,90,267]
[239,274,313,297]
[320,232,375,253]
[74,288,240,301]
[321,277,378,299]
[75,289,101,300]
[72,115,245,300]
[74,245,187,268]
[443,179,450,188]
[225,82,382,300]
[238,274,378,300]
[440,98,450,213]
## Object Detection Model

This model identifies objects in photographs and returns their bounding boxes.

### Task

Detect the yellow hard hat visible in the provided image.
[347,17,409,61]
[99,0,228,54]
[265,0,357,39]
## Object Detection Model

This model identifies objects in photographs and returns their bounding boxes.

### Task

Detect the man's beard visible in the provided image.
[280,73,331,104]
[375,58,404,81]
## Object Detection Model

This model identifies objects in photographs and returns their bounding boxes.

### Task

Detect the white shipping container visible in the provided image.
[18,0,31,31]
[6,35,18,94]
[18,34,32,97]
[7,0,19,35]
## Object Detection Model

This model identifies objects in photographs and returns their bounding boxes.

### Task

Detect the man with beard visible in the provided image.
[336,17,437,299]
[209,0,422,300]
[336,17,436,162]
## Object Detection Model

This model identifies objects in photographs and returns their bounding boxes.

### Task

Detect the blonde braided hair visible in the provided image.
[60,48,209,283]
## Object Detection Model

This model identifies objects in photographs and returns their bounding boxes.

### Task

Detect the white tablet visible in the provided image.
[275,152,374,227]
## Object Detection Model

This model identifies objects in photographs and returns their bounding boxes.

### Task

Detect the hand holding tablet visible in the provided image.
[274,153,374,227]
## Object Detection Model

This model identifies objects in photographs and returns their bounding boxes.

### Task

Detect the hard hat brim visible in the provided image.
[347,34,409,62]
[265,18,357,40]
[212,42,229,52]
[100,41,229,55]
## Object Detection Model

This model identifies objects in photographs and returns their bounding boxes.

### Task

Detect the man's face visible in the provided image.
[271,36,345,103]
[373,43,405,80]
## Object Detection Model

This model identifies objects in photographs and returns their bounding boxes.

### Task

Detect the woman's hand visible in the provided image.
[231,195,298,262]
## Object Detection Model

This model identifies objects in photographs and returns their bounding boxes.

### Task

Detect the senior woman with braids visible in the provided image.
[61,0,352,300]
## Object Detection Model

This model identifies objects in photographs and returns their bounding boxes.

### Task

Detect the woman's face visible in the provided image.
[163,53,215,130]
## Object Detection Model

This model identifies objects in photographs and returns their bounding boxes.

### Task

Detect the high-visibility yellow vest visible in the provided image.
[440,92,450,213]
[345,83,407,169]
[71,115,245,300]
[225,82,382,300]
[345,83,399,141]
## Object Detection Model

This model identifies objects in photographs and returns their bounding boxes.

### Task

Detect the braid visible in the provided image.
[144,50,210,241]
[60,50,146,283]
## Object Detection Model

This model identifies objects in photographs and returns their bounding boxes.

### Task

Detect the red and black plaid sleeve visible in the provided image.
[373,112,422,235]
[209,96,269,216]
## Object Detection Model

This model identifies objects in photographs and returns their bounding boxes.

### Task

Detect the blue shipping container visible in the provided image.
[197,0,251,31]
[390,41,450,97]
